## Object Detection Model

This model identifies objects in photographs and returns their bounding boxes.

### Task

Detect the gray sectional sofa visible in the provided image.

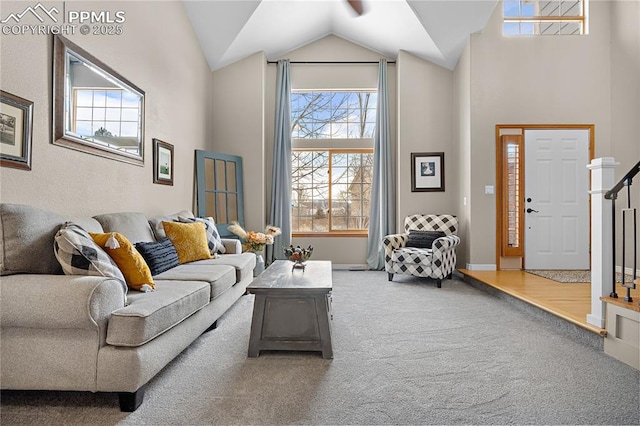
[0,203,255,411]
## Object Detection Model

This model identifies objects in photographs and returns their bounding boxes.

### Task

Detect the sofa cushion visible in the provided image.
[106,280,210,347]
[91,232,155,292]
[188,253,256,283]
[0,203,64,275]
[148,210,194,240]
[93,212,156,244]
[66,217,104,233]
[135,238,179,276]
[153,263,236,300]
[178,216,226,254]
[391,247,433,264]
[162,221,212,264]
[54,223,127,289]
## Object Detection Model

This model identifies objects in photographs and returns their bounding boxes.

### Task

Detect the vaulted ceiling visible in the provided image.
[184,0,498,71]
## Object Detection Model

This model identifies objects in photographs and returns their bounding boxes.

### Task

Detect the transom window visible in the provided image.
[503,0,587,35]
[292,91,376,139]
[291,90,376,236]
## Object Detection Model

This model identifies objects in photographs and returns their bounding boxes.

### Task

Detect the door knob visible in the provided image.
[526,208,539,213]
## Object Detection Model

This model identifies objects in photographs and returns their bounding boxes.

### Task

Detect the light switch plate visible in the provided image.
[485,185,494,195]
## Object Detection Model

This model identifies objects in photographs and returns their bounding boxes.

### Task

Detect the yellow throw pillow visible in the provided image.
[90,232,155,292]
[162,221,212,264]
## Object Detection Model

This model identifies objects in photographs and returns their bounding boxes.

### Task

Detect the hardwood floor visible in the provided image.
[459,269,640,336]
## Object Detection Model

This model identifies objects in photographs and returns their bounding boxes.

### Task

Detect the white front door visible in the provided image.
[524,129,590,270]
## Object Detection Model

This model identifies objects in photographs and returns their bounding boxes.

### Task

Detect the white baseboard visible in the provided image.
[616,265,640,277]
[332,264,370,271]
[586,314,605,329]
[465,263,497,271]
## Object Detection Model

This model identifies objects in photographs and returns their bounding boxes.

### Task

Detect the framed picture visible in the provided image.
[1,90,33,170]
[153,138,174,186]
[411,152,444,192]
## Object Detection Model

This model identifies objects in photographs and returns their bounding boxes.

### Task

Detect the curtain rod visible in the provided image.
[266,60,395,65]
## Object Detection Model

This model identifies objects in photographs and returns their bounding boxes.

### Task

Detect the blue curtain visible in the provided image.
[266,59,292,264]
[366,59,395,270]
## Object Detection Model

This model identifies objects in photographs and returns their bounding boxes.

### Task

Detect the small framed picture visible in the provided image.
[1,90,33,171]
[153,138,174,186]
[411,152,444,192]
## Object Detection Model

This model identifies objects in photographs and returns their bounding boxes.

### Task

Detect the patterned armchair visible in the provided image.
[383,214,460,288]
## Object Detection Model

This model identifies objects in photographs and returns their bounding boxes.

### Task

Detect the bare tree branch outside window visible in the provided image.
[291,91,376,233]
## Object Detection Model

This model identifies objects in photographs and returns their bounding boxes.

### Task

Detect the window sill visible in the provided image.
[293,232,368,238]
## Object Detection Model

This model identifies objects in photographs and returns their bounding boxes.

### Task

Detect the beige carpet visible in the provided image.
[525,269,634,283]
[1,271,639,425]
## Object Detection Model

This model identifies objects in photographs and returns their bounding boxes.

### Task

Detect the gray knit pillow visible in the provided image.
[406,230,446,249]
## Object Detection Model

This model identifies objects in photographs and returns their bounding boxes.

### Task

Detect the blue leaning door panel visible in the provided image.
[195,150,244,238]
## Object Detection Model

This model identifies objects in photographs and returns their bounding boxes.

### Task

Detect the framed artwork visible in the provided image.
[1,90,33,170]
[153,138,174,186]
[411,152,444,192]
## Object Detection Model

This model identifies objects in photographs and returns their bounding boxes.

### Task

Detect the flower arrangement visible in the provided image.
[228,222,281,253]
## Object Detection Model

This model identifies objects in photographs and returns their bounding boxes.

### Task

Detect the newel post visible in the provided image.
[587,157,619,328]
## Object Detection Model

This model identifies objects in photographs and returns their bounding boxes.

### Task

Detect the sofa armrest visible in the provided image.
[1,274,126,338]
[221,238,242,254]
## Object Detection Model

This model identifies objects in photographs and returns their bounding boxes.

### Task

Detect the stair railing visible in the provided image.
[604,160,640,302]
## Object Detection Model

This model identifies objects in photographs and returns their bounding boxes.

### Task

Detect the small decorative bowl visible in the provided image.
[284,245,313,270]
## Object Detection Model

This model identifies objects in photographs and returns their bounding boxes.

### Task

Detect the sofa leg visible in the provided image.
[436,279,442,288]
[388,273,393,281]
[204,320,218,332]
[119,385,145,412]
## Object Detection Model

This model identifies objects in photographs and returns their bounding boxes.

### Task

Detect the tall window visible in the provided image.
[291,91,376,235]
[503,0,587,35]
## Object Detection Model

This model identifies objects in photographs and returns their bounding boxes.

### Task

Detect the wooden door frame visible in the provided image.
[495,124,595,271]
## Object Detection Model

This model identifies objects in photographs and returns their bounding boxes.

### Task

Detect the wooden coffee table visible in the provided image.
[247,260,333,359]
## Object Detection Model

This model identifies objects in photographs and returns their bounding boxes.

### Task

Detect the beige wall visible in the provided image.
[213,36,458,266]
[4,1,634,269]
[461,0,614,268]
[211,36,391,265]
[396,51,455,231]
[610,0,640,271]
[210,52,266,233]
[453,42,472,268]
[0,1,212,218]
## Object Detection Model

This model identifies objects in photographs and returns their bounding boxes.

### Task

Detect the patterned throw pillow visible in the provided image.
[177,216,226,255]
[53,222,127,293]
[91,232,155,292]
[135,238,179,276]
[162,221,212,264]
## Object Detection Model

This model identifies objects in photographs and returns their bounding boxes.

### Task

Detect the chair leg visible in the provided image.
[436,279,442,288]
[388,273,393,281]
